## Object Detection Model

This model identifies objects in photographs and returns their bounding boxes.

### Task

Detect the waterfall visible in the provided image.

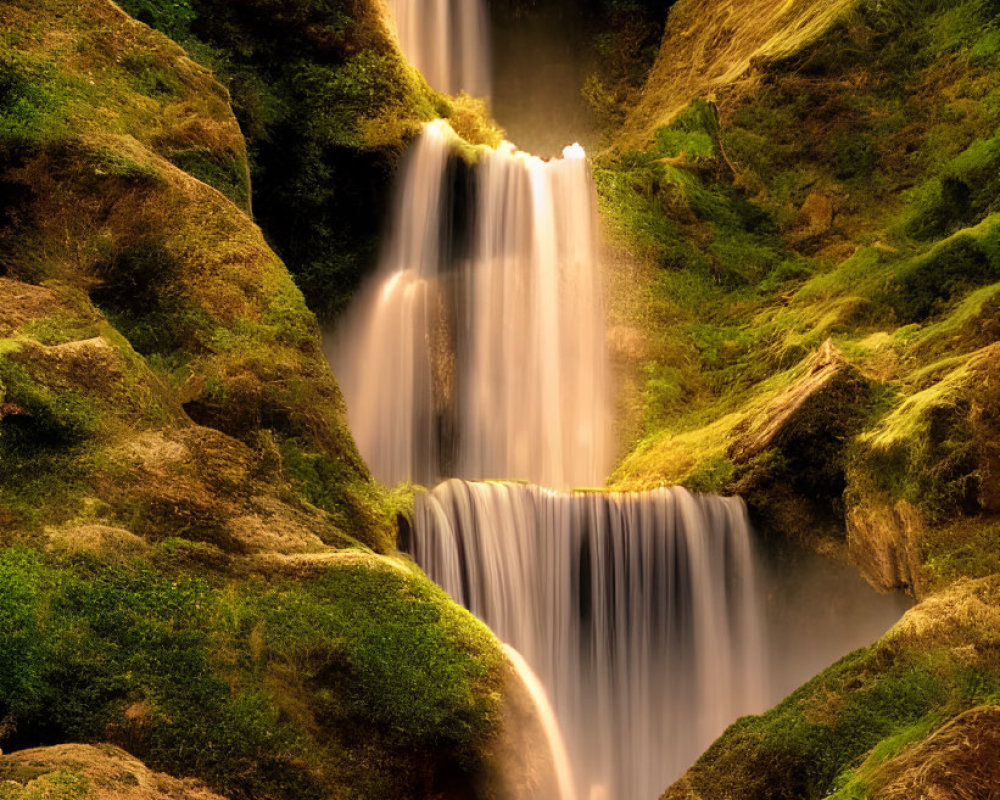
[385,0,491,98]
[330,121,612,490]
[408,480,768,800]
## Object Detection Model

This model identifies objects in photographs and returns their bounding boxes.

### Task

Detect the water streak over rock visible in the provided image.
[386,0,491,98]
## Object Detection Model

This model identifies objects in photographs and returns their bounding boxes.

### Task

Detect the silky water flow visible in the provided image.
[331,120,612,490]
[405,480,767,800]
[328,4,906,798]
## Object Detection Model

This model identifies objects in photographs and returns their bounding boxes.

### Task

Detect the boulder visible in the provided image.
[0,744,228,800]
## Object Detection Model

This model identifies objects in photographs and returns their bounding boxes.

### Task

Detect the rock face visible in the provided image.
[0,4,514,800]
[0,745,228,800]
[0,0,394,553]
[619,0,860,149]
[846,501,923,594]
[661,577,1000,800]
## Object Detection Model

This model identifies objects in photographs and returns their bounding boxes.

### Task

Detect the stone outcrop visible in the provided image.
[0,745,228,800]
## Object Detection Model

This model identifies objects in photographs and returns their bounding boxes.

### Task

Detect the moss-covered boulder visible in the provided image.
[0,0,404,553]
[0,744,229,800]
[0,548,516,800]
[662,576,1000,800]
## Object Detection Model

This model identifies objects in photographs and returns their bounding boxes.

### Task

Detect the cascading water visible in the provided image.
[330,5,910,799]
[407,480,767,800]
[330,121,612,490]
[385,0,491,98]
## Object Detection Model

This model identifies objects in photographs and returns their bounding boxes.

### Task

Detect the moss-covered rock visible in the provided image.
[661,576,1000,800]
[0,744,228,800]
[0,548,511,800]
[0,0,401,552]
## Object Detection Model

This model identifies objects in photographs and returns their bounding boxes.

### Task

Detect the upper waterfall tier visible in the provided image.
[329,121,613,489]
[385,0,491,98]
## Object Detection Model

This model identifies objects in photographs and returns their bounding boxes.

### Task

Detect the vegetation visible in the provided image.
[592,0,1000,796]
[112,0,464,320]
[663,576,1000,800]
[3,0,1000,797]
[0,547,505,800]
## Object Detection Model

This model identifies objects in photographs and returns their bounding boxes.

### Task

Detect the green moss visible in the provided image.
[922,519,1000,587]
[0,547,504,800]
[681,645,994,799]
[854,355,984,521]
[684,455,737,494]
[0,358,100,453]
[830,133,881,181]
[0,769,94,800]
[903,133,1000,240]
[824,714,941,800]
[167,148,249,210]
[121,51,184,99]
[91,240,211,358]
[886,226,1000,322]
[277,437,405,553]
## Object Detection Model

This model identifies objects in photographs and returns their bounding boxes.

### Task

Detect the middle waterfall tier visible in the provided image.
[330,121,612,490]
[407,480,768,800]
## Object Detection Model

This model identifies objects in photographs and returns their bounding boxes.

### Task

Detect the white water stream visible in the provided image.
[408,480,767,800]
[385,0,491,98]
[330,121,612,490]
[328,6,910,799]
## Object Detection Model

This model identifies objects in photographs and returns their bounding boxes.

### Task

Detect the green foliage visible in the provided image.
[0,548,503,800]
[0,359,100,453]
[114,0,195,41]
[579,0,674,131]
[0,55,58,150]
[91,240,210,357]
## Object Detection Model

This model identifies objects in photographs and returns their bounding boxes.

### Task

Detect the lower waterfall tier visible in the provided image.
[407,480,767,800]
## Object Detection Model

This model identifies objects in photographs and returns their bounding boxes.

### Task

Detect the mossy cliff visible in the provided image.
[603,0,1000,586]
[0,2,516,798]
[112,0,499,320]
[594,0,1000,795]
